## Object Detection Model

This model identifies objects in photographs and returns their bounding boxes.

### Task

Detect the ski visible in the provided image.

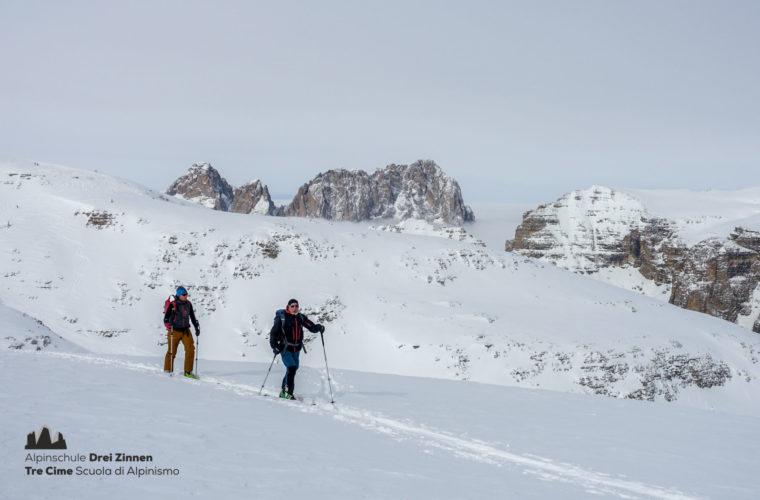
[165,371,198,379]
[261,392,317,406]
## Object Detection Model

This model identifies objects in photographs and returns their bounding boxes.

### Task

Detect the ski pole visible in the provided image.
[195,332,199,376]
[169,328,174,375]
[320,332,335,404]
[259,353,278,395]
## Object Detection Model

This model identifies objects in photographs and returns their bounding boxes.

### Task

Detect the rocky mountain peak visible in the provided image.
[166,160,473,224]
[285,160,474,225]
[166,164,275,215]
[166,163,235,211]
[506,187,760,333]
[505,186,649,272]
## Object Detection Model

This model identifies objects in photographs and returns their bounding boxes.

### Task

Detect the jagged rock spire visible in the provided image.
[166,163,276,215]
[231,180,277,216]
[166,160,474,224]
[166,163,235,211]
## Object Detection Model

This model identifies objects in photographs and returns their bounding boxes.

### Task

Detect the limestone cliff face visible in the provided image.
[506,187,760,333]
[620,219,687,285]
[284,160,475,225]
[286,169,375,220]
[669,229,760,327]
[166,163,235,211]
[166,163,276,216]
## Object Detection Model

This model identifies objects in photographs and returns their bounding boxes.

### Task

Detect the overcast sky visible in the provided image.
[1,1,758,203]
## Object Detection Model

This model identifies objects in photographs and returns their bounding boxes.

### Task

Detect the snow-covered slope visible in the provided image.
[3,348,759,500]
[2,160,760,414]
[0,300,85,353]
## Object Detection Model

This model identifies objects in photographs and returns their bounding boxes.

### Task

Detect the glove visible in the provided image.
[318,324,325,334]
[194,326,200,336]
[272,346,282,355]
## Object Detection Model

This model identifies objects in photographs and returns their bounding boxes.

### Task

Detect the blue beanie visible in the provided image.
[176,286,187,296]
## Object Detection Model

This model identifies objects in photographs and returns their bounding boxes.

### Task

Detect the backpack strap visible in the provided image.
[276,310,307,352]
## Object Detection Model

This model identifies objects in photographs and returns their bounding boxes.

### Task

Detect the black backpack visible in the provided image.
[274,309,307,353]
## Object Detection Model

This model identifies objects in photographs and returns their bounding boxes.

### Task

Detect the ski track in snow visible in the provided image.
[41,351,696,500]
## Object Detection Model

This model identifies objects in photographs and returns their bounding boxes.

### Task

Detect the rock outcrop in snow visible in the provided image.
[284,160,475,225]
[166,160,474,224]
[166,163,276,215]
[506,186,760,333]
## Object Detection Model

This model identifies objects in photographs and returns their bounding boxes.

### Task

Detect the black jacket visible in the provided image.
[164,299,199,331]
[270,312,321,352]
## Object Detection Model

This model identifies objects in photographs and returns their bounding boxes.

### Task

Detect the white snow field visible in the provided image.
[3,344,759,500]
[1,160,760,498]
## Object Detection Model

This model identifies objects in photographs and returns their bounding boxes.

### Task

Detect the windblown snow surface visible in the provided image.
[1,160,759,499]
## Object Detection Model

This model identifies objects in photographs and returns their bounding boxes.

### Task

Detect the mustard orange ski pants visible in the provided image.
[164,328,195,373]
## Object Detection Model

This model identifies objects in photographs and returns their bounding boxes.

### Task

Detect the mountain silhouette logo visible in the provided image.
[25,426,67,450]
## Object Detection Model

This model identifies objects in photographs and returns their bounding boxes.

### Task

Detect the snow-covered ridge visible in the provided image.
[3,160,760,413]
[627,186,760,246]
[507,185,760,333]
[0,300,84,352]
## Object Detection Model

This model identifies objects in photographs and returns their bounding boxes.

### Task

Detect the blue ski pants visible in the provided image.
[281,350,300,394]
